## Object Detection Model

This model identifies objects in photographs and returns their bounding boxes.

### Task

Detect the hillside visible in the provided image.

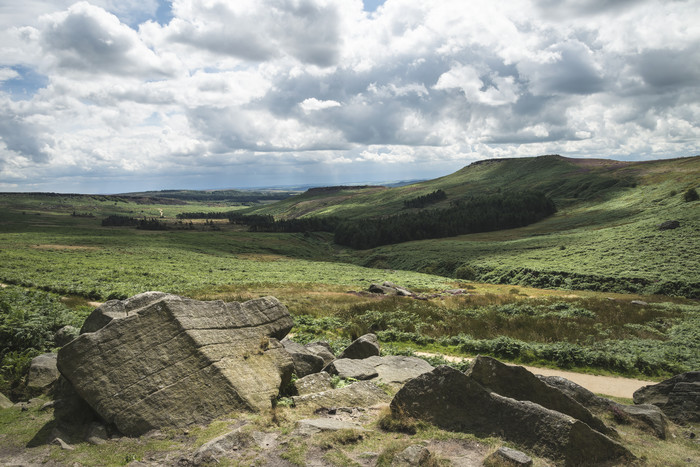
[241,155,700,297]
[243,155,676,220]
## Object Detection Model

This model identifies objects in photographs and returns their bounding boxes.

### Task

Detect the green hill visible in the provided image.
[244,154,700,297]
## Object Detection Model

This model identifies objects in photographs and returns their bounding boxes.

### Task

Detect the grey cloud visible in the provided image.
[168,0,341,66]
[528,43,605,95]
[534,0,645,17]
[0,112,50,163]
[636,46,700,89]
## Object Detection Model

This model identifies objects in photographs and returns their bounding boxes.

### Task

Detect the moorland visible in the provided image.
[0,154,698,465]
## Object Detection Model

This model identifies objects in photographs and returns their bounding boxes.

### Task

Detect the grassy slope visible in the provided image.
[247,155,700,296]
[0,195,451,301]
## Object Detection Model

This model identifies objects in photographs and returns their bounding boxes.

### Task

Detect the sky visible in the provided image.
[0,1,698,193]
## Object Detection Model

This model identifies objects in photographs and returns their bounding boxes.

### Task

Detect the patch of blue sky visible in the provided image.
[363,0,386,12]
[0,65,48,100]
[155,0,174,26]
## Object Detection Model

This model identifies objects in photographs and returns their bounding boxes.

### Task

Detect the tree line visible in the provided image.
[403,189,447,208]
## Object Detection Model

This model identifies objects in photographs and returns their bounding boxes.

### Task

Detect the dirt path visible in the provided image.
[414,352,656,399]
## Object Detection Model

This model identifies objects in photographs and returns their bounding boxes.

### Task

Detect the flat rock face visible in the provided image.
[292,381,391,410]
[633,371,700,423]
[58,292,294,436]
[391,366,631,465]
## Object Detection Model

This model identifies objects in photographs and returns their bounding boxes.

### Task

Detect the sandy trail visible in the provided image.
[414,352,656,399]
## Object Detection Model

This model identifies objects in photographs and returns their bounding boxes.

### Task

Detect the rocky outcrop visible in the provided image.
[616,404,669,439]
[537,375,611,411]
[304,342,336,366]
[293,372,334,396]
[368,281,412,296]
[539,374,668,438]
[54,325,79,347]
[337,333,380,359]
[324,358,378,380]
[281,338,326,377]
[323,355,434,386]
[26,353,60,392]
[57,292,294,436]
[467,356,612,435]
[292,381,391,410]
[633,371,699,423]
[391,366,632,465]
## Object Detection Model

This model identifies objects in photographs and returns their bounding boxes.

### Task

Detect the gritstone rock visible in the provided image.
[304,341,336,366]
[392,444,432,466]
[281,338,325,377]
[337,333,380,359]
[324,358,378,380]
[58,292,294,436]
[293,372,334,396]
[633,371,699,423]
[467,356,612,436]
[26,353,60,392]
[292,381,391,410]
[484,447,533,466]
[391,366,632,465]
[54,325,79,347]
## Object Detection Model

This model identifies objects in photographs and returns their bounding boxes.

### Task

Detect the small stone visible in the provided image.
[392,444,431,466]
[631,300,649,306]
[484,447,533,466]
[52,437,75,451]
[0,392,13,409]
[296,418,364,436]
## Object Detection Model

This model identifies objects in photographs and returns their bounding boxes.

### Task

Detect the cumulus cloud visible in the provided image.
[0,0,698,192]
[34,2,177,77]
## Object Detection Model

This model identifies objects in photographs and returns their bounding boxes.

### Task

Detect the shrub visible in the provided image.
[684,188,699,202]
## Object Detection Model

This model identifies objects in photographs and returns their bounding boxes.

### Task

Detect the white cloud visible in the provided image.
[1,0,699,192]
[299,98,342,112]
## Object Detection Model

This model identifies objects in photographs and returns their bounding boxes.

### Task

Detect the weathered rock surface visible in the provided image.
[79,291,173,334]
[294,372,333,396]
[192,425,251,466]
[281,338,325,377]
[366,355,434,385]
[296,418,365,436]
[633,371,699,423]
[484,447,533,466]
[392,444,431,466]
[54,325,79,347]
[537,375,612,411]
[304,341,336,366]
[292,381,391,410]
[616,403,669,439]
[391,366,632,465]
[337,333,380,360]
[324,358,378,380]
[467,356,612,435]
[58,292,294,436]
[368,281,412,296]
[26,353,60,391]
[0,392,12,409]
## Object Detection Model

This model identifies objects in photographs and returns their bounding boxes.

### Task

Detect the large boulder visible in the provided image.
[391,366,632,465]
[324,358,378,380]
[467,356,612,436]
[281,338,325,377]
[293,372,334,396]
[26,353,60,392]
[537,375,612,411]
[337,333,380,360]
[58,292,294,436]
[633,371,699,423]
[303,342,336,366]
